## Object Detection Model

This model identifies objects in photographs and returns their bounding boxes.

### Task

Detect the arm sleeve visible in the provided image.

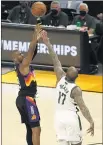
[32,44,38,60]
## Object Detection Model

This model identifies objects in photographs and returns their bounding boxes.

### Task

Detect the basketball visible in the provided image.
[31,2,47,17]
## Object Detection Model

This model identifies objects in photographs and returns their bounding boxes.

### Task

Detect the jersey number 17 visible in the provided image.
[58,91,66,105]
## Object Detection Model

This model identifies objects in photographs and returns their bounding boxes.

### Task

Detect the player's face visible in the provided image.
[13,51,24,63]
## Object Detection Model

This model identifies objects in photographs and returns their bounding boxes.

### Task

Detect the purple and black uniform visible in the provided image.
[15,64,40,128]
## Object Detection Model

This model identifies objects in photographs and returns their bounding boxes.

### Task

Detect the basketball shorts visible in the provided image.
[54,110,82,143]
[16,95,40,128]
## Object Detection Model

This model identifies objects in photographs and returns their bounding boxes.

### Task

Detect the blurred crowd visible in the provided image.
[1,1,103,72]
[1,1,103,28]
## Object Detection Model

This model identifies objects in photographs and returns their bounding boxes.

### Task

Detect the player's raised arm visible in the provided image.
[41,30,65,82]
[71,86,94,136]
[21,24,42,67]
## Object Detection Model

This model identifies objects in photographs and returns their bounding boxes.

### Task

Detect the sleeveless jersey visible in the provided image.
[15,64,37,96]
[55,76,78,112]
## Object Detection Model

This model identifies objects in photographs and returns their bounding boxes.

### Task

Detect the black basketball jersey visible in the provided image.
[15,64,37,96]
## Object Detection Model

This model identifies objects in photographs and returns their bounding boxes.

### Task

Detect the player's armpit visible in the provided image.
[72,87,94,124]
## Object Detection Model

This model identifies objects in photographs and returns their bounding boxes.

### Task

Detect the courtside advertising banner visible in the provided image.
[1,23,81,67]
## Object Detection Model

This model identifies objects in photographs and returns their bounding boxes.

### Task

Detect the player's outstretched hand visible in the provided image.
[87,122,94,136]
[41,30,50,45]
[33,24,43,41]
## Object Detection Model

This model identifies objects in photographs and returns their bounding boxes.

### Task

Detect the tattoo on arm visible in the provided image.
[72,87,94,124]
[46,40,65,81]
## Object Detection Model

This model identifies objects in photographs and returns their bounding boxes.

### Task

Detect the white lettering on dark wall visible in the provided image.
[1,40,78,56]
[3,40,12,50]
[71,46,77,56]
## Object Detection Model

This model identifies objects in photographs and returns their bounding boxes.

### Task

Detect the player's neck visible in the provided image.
[65,76,74,83]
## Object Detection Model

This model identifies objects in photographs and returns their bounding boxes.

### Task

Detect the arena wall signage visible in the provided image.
[1,23,81,67]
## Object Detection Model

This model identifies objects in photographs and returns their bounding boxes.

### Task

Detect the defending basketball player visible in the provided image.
[41,30,94,145]
[12,24,42,145]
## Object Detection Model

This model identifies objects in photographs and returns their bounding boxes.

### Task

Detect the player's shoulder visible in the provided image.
[71,86,82,97]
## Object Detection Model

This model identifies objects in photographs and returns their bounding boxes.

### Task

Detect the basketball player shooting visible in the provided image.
[12,24,42,145]
[41,30,94,145]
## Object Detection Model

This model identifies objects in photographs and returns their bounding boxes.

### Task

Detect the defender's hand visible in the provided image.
[87,122,94,136]
[41,30,49,45]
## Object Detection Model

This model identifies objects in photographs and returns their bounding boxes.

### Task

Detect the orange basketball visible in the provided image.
[31,2,47,17]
